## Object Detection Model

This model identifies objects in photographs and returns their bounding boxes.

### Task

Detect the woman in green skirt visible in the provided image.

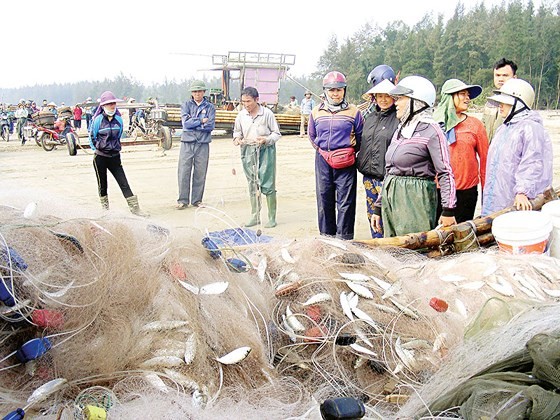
[372,76,457,237]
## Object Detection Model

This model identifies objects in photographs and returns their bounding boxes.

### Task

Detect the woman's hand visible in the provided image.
[233,137,242,146]
[371,215,382,234]
[256,136,267,145]
[438,215,456,227]
[514,193,532,211]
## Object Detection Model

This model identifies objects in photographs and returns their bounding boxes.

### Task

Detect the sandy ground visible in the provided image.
[1,111,560,242]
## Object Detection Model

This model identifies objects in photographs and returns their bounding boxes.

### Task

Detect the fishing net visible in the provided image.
[0,191,559,419]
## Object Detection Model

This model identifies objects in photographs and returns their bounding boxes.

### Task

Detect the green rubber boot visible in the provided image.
[245,194,261,227]
[264,193,277,228]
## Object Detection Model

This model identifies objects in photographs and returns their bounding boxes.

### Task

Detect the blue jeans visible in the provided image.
[178,141,210,205]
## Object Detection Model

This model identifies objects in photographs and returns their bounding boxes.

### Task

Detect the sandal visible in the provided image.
[176,203,189,210]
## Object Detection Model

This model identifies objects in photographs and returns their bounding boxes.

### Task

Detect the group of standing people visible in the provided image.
[85,57,553,240]
[308,58,552,240]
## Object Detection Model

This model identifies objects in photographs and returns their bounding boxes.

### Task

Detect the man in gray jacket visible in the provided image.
[177,80,216,209]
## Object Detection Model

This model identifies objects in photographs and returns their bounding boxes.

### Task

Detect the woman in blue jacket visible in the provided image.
[309,71,364,240]
[89,91,147,216]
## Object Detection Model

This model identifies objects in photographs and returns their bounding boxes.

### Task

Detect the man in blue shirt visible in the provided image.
[299,91,315,137]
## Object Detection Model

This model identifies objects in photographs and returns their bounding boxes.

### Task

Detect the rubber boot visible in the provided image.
[126,195,149,217]
[245,194,261,227]
[264,193,277,228]
[100,195,109,210]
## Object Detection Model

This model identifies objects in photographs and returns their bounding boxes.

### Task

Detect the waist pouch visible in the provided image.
[318,147,355,169]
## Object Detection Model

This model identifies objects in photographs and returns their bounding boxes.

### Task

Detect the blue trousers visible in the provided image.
[315,153,357,240]
[178,141,209,206]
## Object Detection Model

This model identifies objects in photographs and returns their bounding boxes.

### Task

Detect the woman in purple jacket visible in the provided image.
[482,78,552,215]
[308,71,364,240]
[372,76,456,237]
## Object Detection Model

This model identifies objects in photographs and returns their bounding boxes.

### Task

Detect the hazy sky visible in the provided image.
[2,0,541,88]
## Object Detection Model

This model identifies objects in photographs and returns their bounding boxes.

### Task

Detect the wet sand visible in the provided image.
[1,111,559,241]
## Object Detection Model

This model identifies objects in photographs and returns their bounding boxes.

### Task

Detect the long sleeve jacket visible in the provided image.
[482,110,553,215]
[449,116,489,191]
[356,104,399,180]
[308,103,364,151]
[374,113,457,216]
[181,97,216,143]
[89,113,124,157]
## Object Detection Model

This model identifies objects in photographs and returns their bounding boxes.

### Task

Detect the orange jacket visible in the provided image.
[448,116,488,190]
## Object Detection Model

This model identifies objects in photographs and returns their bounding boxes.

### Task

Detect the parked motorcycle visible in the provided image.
[127,107,172,150]
[23,123,38,145]
[0,112,12,141]
[36,118,78,155]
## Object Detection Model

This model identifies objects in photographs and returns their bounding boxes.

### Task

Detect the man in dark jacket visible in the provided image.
[177,80,216,209]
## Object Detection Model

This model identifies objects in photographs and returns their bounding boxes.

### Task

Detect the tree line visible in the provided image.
[1,0,558,109]
[315,0,560,108]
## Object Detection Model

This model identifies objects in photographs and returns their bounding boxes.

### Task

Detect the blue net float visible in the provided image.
[0,280,15,307]
[2,408,25,420]
[201,237,222,259]
[0,246,28,271]
[15,338,52,363]
[226,258,248,273]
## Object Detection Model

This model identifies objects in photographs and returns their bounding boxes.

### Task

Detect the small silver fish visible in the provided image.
[281,248,296,264]
[350,343,377,357]
[26,378,68,406]
[141,320,189,332]
[339,272,370,282]
[144,373,169,393]
[199,281,229,295]
[184,333,196,364]
[286,305,305,332]
[302,293,331,306]
[345,281,374,299]
[389,299,419,320]
[216,346,252,365]
[339,292,354,321]
[139,356,184,368]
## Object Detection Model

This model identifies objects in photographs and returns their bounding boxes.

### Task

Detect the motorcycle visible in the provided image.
[0,112,12,141]
[127,107,172,150]
[23,123,38,145]
[36,118,78,155]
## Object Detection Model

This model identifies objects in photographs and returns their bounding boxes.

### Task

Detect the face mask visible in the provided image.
[103,106,116,116]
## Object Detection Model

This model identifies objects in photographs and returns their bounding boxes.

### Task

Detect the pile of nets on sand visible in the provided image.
[1,195,559,419]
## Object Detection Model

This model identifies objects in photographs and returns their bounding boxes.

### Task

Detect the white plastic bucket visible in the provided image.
[541,201,560,258]
[492,211,552,255]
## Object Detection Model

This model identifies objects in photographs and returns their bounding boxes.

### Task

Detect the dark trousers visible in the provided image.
[437,185,478,223]
[315,153,357,240]
[93,154,133,198]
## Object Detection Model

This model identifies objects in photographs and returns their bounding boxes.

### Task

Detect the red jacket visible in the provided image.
[73,107,83,120]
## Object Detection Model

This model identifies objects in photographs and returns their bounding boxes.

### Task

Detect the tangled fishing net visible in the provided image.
[0,191,559,419]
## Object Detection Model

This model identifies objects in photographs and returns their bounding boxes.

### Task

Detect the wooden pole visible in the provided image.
[354,187,558,252]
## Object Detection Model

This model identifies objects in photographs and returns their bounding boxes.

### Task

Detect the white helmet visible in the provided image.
[488,78,534,109]
[389,75,436,107]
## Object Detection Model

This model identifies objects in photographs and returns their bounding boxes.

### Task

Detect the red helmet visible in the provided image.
[323,71,347,89]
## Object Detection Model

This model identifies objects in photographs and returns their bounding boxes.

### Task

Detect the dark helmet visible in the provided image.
[323,71,347,89]
[367,65,396,87]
